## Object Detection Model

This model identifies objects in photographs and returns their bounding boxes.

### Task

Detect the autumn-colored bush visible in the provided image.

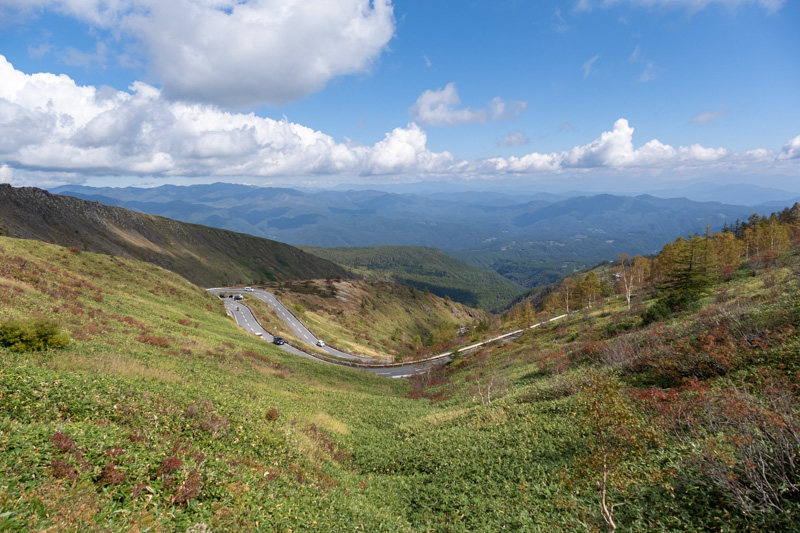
[160,456,183,475]
[50,431,79,453]
[97,463,126,485]
[173,470,202,504]
[51,458,78,480]
[533,349,571,375]
[640,376,800,518]
[136,333,171,348]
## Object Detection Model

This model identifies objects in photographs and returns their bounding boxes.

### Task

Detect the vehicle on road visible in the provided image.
[219,293,227,298]
[255,332,262,337]
[233,294,244,300]
[316,339,325,347]
[244,287,254,292]
[273,337,285,345]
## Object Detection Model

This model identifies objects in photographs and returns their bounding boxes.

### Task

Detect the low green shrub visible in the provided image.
[0,318,70,352]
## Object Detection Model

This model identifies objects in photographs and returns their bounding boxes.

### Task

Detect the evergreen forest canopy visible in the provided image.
[0,202,799,531]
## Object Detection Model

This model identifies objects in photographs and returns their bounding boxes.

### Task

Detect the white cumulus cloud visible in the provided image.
[0,56,796,185]
[0,55,456,180]
[0,0,395,108]
[409,83,527,127]
[470,118,735,174]
[780,135,800,160]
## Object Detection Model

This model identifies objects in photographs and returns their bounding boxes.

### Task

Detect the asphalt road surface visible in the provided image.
[209,287,568,378]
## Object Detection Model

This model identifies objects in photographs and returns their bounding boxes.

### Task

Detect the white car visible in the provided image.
[244,287,254,292]
[316,339,325,347]
[255,332,262,337]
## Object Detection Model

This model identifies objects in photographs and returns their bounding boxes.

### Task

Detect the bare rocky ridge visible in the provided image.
[0,184,350,287]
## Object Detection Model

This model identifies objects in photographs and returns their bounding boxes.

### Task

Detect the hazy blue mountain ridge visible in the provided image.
[50,183,778,288]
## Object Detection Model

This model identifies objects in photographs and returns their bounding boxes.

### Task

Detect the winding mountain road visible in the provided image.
[210,287,568,378]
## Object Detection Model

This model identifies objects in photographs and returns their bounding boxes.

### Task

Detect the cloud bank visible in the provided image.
[0,56,796,185]
[1,0,395,108]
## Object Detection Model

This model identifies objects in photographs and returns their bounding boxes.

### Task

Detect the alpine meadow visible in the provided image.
[1,0,800,531]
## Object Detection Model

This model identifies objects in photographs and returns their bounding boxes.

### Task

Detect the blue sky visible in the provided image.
[0,0,798,191]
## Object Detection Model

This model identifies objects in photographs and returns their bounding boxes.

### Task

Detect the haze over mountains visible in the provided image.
[50,182,782,288]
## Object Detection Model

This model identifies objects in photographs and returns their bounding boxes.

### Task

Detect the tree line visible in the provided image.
[530,202,800,319]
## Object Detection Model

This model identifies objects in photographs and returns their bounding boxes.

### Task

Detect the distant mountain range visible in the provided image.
[48,182,780,288]
[327,177,800,206]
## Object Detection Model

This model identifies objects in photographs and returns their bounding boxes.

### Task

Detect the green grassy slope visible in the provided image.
[0,236,422,531]
[0,184,349,287]
[2,233,800,532]
[300,245,523,310]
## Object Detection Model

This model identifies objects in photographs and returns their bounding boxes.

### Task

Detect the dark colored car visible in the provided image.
[273,337,285,345]
[218,293,227,298]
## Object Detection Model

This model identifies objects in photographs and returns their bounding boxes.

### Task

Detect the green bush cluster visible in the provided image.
[0,319,70,352]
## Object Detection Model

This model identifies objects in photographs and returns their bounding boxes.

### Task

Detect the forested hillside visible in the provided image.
[300,245,523,310]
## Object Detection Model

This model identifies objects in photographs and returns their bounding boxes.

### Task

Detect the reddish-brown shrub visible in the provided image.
[201,415,229,436]
[51,458,78,480]
[265,407,280,421]
[534,349,571,375]
[51,431,78,453]
[160,456,183,475]
[136,334,171,348]
[97,462,126,485]
[105,445,125,458]
[173,470,202,504]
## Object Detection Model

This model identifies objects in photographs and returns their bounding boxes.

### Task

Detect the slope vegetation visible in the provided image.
[259,278,488,361]
[300,245,523,309]
[0,236,417,531]
[2,204,800,532]
[0,184,349,287]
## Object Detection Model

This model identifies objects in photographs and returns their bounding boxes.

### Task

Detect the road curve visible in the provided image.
[209,287,568,378]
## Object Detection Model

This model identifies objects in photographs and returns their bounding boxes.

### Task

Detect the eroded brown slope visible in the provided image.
[0,184,349,287]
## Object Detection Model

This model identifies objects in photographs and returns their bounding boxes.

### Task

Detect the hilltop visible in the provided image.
[0,184,349,287]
